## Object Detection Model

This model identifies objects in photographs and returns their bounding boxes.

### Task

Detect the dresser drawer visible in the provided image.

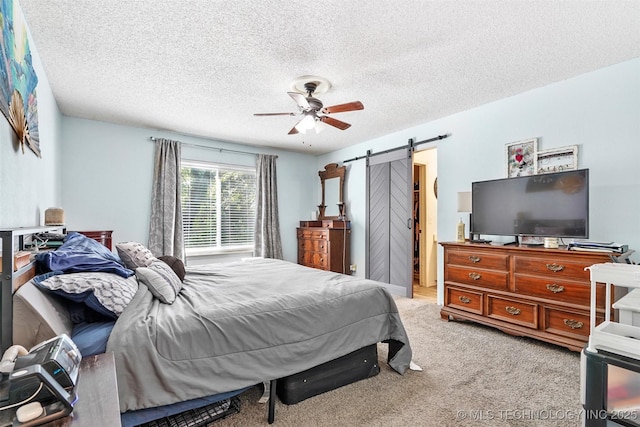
[487,295,538,329]
[514,275,606,308]
[446,250,509,270]
[298,239,329,253]
[446,265,509,291]
[542,306,597,339]
[513,256,592,281]
[297,228,329,240]
[445,286,483,315]
[299,251,329,269]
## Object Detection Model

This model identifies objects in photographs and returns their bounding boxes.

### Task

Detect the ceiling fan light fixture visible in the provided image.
[295,113,316,133]
[255,76,363,135]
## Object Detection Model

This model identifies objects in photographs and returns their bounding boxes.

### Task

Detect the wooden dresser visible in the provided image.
[440,242,614,351]
[297,220,351,274]
[75,230,113,250]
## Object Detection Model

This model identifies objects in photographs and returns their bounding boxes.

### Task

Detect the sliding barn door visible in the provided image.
[366,148,413,297]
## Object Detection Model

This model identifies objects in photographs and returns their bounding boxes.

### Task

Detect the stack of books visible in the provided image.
[0,251,31,272]
[568,240,629,253]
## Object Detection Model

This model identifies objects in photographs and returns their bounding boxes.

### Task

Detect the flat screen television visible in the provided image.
[470,168,589,239]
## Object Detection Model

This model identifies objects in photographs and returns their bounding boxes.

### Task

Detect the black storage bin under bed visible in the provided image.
[276,344,380,405]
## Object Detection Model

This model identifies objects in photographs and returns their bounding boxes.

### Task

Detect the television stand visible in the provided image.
[440,241,613,352]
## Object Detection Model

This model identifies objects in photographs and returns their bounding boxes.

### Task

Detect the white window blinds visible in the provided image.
[181,161,256,252]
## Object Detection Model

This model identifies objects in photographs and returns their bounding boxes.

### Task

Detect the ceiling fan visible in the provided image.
[254,78,364,135]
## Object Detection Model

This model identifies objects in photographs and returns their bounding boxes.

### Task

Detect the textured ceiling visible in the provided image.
[18,1,640,155]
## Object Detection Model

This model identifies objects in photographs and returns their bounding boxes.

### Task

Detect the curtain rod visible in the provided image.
[149,136,258,157]
[342,133,450,163]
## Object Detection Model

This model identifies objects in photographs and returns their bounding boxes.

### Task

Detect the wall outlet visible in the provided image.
[349,264,357,273]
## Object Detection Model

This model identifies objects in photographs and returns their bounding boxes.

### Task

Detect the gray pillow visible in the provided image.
[116,242,156,270]
[135,260,182,304]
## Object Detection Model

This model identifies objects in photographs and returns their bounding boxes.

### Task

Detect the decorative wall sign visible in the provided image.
[0,0,40,157]
[506,138,537,178]
[536,145,578,174]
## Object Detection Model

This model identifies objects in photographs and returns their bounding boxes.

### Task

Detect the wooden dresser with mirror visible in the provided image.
[297,163,351,274]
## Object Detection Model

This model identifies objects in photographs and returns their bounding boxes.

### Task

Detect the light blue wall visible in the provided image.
[2,0,637,297]
[0,0,62,228]
[60,117,317,263]
[318,58,640,302]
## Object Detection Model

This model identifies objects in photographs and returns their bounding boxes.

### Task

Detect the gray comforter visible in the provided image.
[107,258,412,412]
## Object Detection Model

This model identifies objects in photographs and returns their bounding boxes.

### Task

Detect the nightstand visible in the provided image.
[0,352,121,426]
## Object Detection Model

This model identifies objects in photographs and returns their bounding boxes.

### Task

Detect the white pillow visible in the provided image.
[135,260,182,304]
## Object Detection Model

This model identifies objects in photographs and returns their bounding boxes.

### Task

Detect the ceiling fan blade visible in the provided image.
[322,101,364,114]
[320,116,351,130]
[288,117,303,135]
[254,112,296,116]
[288,92,310,109]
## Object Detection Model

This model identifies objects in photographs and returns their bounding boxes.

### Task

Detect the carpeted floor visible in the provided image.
[211,297,583,427]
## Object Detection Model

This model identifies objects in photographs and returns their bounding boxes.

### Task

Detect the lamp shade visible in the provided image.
[457,192,472,213]
[44,207,65,225]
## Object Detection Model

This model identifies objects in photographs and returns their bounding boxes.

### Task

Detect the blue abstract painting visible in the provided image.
[0,0,40,157]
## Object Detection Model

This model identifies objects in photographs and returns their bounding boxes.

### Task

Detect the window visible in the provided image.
[181,160,256,254]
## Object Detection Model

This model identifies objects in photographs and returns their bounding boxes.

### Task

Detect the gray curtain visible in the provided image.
[254,154,283,259]
[148,138,184,259]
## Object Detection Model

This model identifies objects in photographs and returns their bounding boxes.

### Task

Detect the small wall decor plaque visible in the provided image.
[536,145,578,174]
[506,138,537,178]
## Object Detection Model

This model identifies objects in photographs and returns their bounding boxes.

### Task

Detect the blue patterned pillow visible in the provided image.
[33,272,138,319]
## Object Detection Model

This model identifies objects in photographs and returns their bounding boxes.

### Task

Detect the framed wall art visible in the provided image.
[0,0,41,157]
[536,145,578,174]
[506,138,537,178]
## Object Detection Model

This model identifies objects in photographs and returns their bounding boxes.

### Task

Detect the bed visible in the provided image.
[12,233,413,425]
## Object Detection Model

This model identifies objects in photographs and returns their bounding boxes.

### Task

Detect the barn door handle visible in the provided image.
[407,218,412,229]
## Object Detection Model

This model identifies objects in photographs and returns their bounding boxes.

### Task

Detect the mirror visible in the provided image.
[324,179,340,217]
[318,163,346,220]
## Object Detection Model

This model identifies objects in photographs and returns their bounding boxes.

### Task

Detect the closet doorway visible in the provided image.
[412,148,437,301]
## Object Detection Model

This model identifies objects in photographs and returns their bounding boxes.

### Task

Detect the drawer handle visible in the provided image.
[468,256,481,263]
[546,283,565,293]
[546,263,565,273]
[505,306,521,316]
[458,296,471,304]
[563,319,584,330]
[468,272,481,280]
